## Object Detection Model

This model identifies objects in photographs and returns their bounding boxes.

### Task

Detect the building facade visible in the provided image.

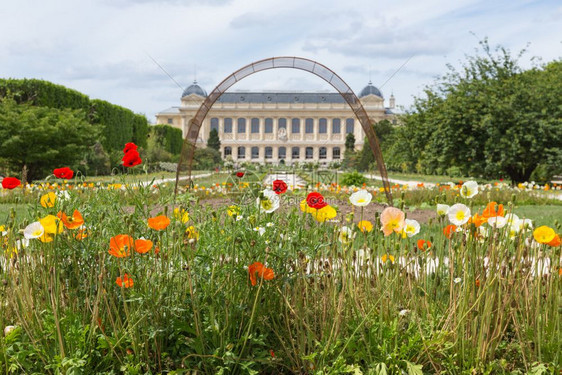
[155,81,397,165]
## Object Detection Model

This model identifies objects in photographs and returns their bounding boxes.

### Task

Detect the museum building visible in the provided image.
[155,81,397,164]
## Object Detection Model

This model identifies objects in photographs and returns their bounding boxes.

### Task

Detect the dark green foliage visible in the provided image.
[345,132,355,151]
[207,128,221,151]
[0,97,99,180]
[90,99,148,152]
[82,142,111,176]
[148,125,183,155]
[0,78,149,154]
[0,78,90,111]
[388,40,562,182]
[193,147,222,170]
[358,120,394,171]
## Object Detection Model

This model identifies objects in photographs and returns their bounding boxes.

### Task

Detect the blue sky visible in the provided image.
[1,0,561,121]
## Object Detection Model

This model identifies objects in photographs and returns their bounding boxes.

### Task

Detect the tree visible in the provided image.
[193,147,222,170]
[357,120,394,171]
[0,97,98,181]
[394,39,562,182]
[345,133,355,151]
[207,128,221,151]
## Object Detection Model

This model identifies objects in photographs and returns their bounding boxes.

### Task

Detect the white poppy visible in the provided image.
[256,189,280,213]
[338,226,355,244]
[403,219,420,237]
[516,219,533,232]
[487,216,507,229]
[349,190,372,207]
[253,227,265,236]
[4,325,16,336]
[504,213,520,227]
[453,277,462,284]
[460,181,479,198]
[23,222,44,239]
[448,203,471,226]
[436,204,450,216]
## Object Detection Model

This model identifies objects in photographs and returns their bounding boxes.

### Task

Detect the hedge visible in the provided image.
[149,125,183,155]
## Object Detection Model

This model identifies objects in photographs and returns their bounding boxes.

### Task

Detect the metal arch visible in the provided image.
[174,56,393,204]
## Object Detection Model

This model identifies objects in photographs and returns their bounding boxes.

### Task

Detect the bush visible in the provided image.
[340,170,367,186]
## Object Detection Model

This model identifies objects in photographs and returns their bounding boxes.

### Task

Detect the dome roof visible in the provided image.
[182,80,207,97]
[359,81,383,98]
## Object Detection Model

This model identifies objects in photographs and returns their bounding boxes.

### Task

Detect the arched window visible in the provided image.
[238,118,246,133]
[332,118,341,133]
[265,118,273,133]
[305,118,314,133]
[345,118,355,134]
[291,118,300,134]
[318,118,327,133]
[278,118,287,129]
[251,147,259,159]
[251,118,259,133]
[224,118,233,133]
[333,147,341,159]
[237,146,245,159]
[210,118,219,132]
[278,147,286,159]
[224,146,232,158]
[265,147,273,159]
[292,147,300,159]
[319,147,327,159]
[305,147,313,159]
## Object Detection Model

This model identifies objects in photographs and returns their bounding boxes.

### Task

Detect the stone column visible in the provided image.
[300,118,305,141]
[232,118,237,141]
[313,117,319,141]
[259,117,264,141]
[245,118,250,141]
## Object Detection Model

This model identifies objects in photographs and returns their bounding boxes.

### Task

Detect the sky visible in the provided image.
[1,0,561,122]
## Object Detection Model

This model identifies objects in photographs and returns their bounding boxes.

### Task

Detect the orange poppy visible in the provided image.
[248,262,275,286]
[468,213,487,227]
[475,279,481,288]
[57,210,84,230]
[116,273,134,288]
[134,238,153,254]
[443,225,457,239]
[380,207,405,237]
[148,215,170,230]
[417,239,432,251]
[109,234,133,258]
[482,202,504,219]
[74,228,90,240]
[547,234,561,247]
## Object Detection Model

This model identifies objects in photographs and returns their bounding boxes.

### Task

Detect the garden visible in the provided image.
[0,144,561,374]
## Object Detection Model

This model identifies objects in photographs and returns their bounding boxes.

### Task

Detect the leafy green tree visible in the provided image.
[358,120,394,171]
[207,128,221,151]
[193,147,222,170]
[0,97,98,181]
[345,133,355,151]
[394,40,562,182]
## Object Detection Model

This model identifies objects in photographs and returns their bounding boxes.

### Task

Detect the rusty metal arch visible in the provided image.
[175,56,393,203]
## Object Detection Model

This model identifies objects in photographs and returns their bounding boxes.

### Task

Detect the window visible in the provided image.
[346,118,355,134]
[265,147,272,159]
[278,147,286,159]
[238,118,246,133]
[224,146,232,158]
[251,118,259,133]
[333,147,341,159]
[278,118,287,129]
[305,147,313,159]
[319,118,327,134]
[251,147,259,159]
[319,147,327,159]
[237,146,245,159]
[305,118,314,134]
[167,118,173,124]
[291,118,300,134]
[332,118,341,133]
[292,147,300,159]
[210,118,219,132]
[265,118,273,133]
[224,118,232,133]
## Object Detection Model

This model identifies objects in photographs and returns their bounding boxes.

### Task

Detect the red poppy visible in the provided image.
[53,167,74,179]
[306,192,327,209]
[248,262,275,286]
[1,177,21,189]
[417,239,432,251]
[272,179,288,194]
[116,273,134,288]
[122,150,142,167]
[443,225,457,239]
[236,171,245,178]
[123,142,138,154]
